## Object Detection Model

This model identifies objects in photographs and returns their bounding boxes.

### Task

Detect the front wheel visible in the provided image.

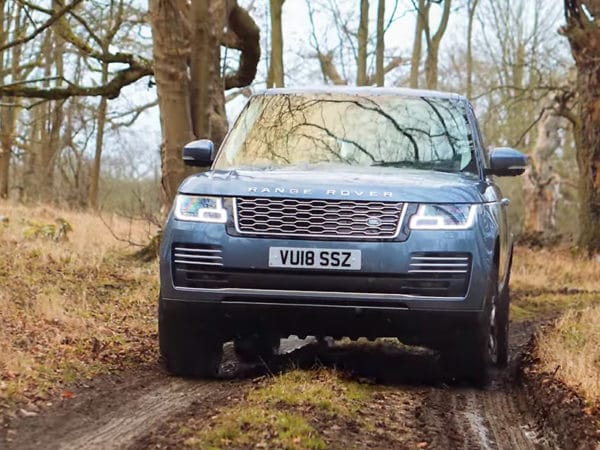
[158,298,223,378]
[441,263,500,386]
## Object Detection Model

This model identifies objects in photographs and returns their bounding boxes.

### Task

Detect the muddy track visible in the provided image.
[411,320,556,450]
[3,326,562,449]
[2,339,312,450]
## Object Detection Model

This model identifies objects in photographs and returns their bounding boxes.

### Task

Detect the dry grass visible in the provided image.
[512,246,600,405]
[510,246,600,319]
[536,305,600,404]
[511,246,600,294]
[0,201,158,415]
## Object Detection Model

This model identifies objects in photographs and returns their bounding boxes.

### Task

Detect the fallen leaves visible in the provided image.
[0,239,158,424]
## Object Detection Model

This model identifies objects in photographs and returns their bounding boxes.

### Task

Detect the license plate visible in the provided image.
[268,247,361,270]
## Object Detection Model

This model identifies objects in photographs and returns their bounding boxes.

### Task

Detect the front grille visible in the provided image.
[234,197,405,239]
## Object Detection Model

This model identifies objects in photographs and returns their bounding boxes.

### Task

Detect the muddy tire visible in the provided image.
[440,324,490,386]
[441,263,500,386]
[158,298,223,378]
[233,334,280,363]
[495,282,509,368]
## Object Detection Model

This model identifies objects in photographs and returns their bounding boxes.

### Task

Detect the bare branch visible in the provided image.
[0,0,83,53]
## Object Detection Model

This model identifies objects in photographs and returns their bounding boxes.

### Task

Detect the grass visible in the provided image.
[511,246,600,294]
[0,201,159,415]
[535,305,600,405]
[510,246,600,319]
[511,246,600,406]
[179,369,373,449]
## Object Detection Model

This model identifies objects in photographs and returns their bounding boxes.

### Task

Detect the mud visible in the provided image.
[520,331,600,450]
[0,324,579,450]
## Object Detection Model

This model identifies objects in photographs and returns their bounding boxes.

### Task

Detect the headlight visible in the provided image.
[409,204,477,230]
[174,195,227,223]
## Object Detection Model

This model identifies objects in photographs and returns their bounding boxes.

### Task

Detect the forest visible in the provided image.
[1,0,599,250]
[0,1,599,449]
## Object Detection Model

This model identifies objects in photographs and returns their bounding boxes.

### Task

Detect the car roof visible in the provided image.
[253,86,466,101]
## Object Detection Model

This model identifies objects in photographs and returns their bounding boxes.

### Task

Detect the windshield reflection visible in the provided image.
[216,93,476,174]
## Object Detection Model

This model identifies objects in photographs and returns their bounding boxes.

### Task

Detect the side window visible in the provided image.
[467,105,490,169]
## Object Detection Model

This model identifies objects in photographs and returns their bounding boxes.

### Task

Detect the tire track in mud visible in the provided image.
[4,330,564,449]
[414,386,553,450]
[4,339,311,450]
[5,372,243,450]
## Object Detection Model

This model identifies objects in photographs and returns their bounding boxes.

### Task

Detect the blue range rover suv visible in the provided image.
[159,87,527,383]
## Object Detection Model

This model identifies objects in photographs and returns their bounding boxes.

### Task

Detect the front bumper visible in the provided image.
[159,215,496,316]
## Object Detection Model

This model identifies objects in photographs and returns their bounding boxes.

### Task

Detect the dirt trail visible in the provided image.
[415,386,551,449]
[2,338,311,450]
[410,320,556,450]
[3,327,561,449]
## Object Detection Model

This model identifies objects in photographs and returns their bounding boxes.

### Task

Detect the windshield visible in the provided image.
[214,93,476,174]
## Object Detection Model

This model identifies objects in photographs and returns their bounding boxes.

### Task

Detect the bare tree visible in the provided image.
[149,0,260,205]
[409,0,452,90]
[356,0,368,85]
[409,0,427,88]
[0,0,154,204]
[307,0,402,87]
[424,0,451,89]
[523,106,563,233]
[267,0,284,88]
[375,0,385,86]
[562,0,600,253]
[0,2,152,100]
[466,0,480,98]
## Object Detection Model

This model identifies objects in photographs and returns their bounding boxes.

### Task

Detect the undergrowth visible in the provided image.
[0,202,158,418]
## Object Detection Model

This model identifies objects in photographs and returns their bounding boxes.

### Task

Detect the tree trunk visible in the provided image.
[409,0,428,88]
[150,0,195,204]
[375,0,385,86]
[267,0,284,88]
[0,101,13,198]
[150,0,259,206]
[356,0,369,86]
[523,109,562,233]
[466,0,479,99]
[0,0,9,198]
[24,31,58,202]
[425,0,451,90]
[562,1,600,253]
[88,62,109,210]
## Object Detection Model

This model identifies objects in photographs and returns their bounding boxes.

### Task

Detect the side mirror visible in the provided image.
[182,139,214,166]
[485,147,528,177]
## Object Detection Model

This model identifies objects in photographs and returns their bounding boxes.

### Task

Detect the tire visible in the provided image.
[158,298,223,378]
[441,263,500,386]
[495,281,510,368]
[233,333,280,364]
[440,322,490,386]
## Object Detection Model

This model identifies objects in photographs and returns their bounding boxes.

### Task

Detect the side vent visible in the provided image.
[409,253,470,274]
[173,244,223,268]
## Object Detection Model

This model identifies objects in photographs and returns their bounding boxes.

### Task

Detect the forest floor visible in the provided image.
[0,203,599,449]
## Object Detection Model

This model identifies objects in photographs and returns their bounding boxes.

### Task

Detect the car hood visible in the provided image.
[178,166,487,203]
